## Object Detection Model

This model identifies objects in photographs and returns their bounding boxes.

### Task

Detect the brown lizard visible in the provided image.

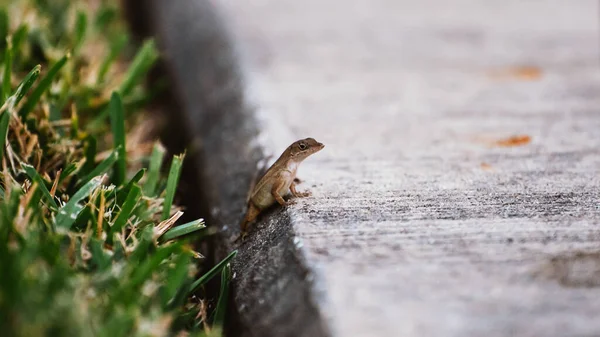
[238,137,324,239]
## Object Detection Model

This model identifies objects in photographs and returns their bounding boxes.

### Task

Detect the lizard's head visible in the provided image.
[288,137,324,160]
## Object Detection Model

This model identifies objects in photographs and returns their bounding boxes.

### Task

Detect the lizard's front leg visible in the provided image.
[290,181,311,198]
[272,179,294,206]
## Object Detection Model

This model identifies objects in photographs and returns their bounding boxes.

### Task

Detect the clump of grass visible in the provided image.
[0,1,235,336]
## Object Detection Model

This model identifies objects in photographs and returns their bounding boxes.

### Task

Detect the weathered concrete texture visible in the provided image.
[215,0,600,336]
[137,0,331,336]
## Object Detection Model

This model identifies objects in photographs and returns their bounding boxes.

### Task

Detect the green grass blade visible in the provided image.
[128,225,153,264]
[110,184,141,235]
[12,65,41,108]
[19,54,70,118]
[2,37,12,103]
[21,163,59,209]
[10,24,27,61]
[77,148,119,187]
[189,250,237,294]
[124,242,182,299]
[108,92,126,185]
[72,11,87,53]
[162,154,184,220]
[143,143,165,196]
[160,218,205,242]
[118,39,159,96]
[163,252,192,307]
[58,163,77,183]
[97,34,127,84]
[213,263,232,328]
[94,5,117,29]
[81,136,97,175]
[130,243,181,287]
[126,168,145,186]
[0,111,9,162]
[89,237,112,270]
[11,24,27,45]
[55,175,104,229]
[0,9,8,50]
[117,168,145,200]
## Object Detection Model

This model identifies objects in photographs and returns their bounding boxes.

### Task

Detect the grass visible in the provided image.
[108,92,126,185]
[163,153,184,221]
[0,1,234,336]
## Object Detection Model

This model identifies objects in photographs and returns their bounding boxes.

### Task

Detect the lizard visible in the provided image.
[237,137,325,240]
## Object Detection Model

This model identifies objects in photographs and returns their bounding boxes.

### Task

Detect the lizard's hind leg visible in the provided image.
[240,203,260,232]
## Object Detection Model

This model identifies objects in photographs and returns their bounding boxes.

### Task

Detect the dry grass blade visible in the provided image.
[154,210,183,241]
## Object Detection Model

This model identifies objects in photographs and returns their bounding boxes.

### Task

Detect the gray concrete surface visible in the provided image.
[214,0,600,336]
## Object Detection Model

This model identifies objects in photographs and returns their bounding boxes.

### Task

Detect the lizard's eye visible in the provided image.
[298,143,307,150]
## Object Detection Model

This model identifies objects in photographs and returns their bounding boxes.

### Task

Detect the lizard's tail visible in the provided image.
[240,203,260,232]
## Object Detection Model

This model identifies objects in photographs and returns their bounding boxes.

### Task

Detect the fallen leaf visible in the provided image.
[480,162,493,170]
[510,66,542,80]
[489,65,543,81]
[493,135,531,147]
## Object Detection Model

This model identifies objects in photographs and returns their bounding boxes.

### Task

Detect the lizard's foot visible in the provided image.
[233,231,249,243]
[291,190,311,198]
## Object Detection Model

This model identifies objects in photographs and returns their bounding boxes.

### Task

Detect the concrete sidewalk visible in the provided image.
[216,0,600,336]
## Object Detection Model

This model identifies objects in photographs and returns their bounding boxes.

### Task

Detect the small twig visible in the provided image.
[49,169,61,198]
[97,191,105,239]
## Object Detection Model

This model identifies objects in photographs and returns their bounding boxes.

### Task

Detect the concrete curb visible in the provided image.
[125,0,332,336]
